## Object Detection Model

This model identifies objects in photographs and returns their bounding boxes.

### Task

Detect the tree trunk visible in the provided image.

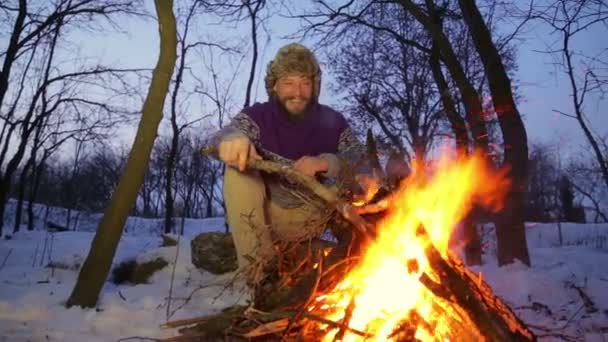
[28,155,47,231]
[429,41,482,265]
[458,0,530,266]
[243,1,263,108]
[561,27,608,191]
[0,14,61,236]
[66,207,72,231]
[0,0,26,110]
[66,0,177,308]
[164,5,191,235]
[12,162,32,234]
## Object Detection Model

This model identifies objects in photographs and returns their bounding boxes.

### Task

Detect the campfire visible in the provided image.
[306,151,511,341]
[165,148,536,341]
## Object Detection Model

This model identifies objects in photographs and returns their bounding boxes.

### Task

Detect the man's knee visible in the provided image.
[223,167,267,205]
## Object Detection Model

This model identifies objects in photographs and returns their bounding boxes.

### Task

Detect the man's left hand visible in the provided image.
[293,156,329,177]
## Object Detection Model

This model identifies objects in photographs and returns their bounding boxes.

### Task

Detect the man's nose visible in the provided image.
[293,84,303,97]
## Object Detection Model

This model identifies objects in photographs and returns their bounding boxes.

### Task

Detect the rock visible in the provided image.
[191,232,238,274]
[112,257,168,284]
[161,234,178,246]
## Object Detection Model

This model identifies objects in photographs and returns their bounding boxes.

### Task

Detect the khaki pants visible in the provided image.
[223,167,327,273]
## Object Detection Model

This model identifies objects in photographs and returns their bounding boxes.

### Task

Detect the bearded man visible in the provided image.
[213,43,364,277]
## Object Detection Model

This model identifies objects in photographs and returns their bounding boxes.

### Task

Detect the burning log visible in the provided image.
[415,224,535,341]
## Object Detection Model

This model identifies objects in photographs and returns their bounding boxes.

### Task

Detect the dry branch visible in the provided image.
[200,145,371,235]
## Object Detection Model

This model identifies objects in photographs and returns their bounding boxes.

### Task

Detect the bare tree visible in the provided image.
[456,0,531,265]
[326,6,446,164]
[0,0,142,235]
[567,156,608,223]
[163,0,234,234]
[66,0,177,308]
[290,0,530,265]
[199,0,269,108]
[533,0,608,190]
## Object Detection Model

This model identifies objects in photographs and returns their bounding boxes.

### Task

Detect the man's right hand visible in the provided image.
[218,134,261,172]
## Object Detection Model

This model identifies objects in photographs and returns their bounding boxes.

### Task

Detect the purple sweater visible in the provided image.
[217,99,364,207]
[242,98,349,160]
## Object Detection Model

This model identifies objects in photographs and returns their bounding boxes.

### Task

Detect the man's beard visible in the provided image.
[277,96,312,118]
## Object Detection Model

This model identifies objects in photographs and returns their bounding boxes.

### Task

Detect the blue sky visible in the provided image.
[70,2,607,157]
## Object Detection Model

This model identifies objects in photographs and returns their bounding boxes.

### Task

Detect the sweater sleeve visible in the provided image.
[319,125,366,178]
[208,112,260,147]
[337,125,366,162]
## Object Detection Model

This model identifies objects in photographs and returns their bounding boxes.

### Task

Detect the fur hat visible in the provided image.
[264,43,322,100]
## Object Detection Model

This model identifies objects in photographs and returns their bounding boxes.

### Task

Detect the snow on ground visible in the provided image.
[0,200,607,341]
[471,223,608,341]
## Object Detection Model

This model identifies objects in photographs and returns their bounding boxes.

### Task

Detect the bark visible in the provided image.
[66,0,177,308]
[458,0,530,266]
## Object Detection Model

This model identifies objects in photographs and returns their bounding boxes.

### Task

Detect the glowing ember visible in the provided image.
[308,151,510,341]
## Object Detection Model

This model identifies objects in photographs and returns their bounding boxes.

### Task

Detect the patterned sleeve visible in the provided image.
[208,112,260,147]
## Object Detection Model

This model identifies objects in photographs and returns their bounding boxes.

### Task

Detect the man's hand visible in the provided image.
[218,134,261,171]
[293,156,329,177]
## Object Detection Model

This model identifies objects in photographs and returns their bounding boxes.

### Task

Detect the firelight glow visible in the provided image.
[308,151,511,341]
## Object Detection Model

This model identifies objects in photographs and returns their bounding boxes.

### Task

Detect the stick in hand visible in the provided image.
[200,145,371,236]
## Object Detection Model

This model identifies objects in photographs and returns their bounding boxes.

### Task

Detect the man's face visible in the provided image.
[273,74,313,116]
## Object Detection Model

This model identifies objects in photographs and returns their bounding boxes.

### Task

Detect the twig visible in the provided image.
[301,312,371,338]
[535,332,579,342]
[31,240,39,267]
[569,283,598,313]
[0,248,12,271]
[321,255,360,278]
[515,301,552,316]
[333,294,357,341]
[116,337,161,342]
[527,322,580,342]
[162,315,215,329]
[282,250,324,339]
[166,233,182,320]
[48,233,55,276]
[560,303,585,330]
[39,231,49,267]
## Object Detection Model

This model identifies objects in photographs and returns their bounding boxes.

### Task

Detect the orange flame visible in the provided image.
[309,150,510,341]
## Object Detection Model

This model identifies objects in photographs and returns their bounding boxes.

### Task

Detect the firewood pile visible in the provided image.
[159,146,536,341]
